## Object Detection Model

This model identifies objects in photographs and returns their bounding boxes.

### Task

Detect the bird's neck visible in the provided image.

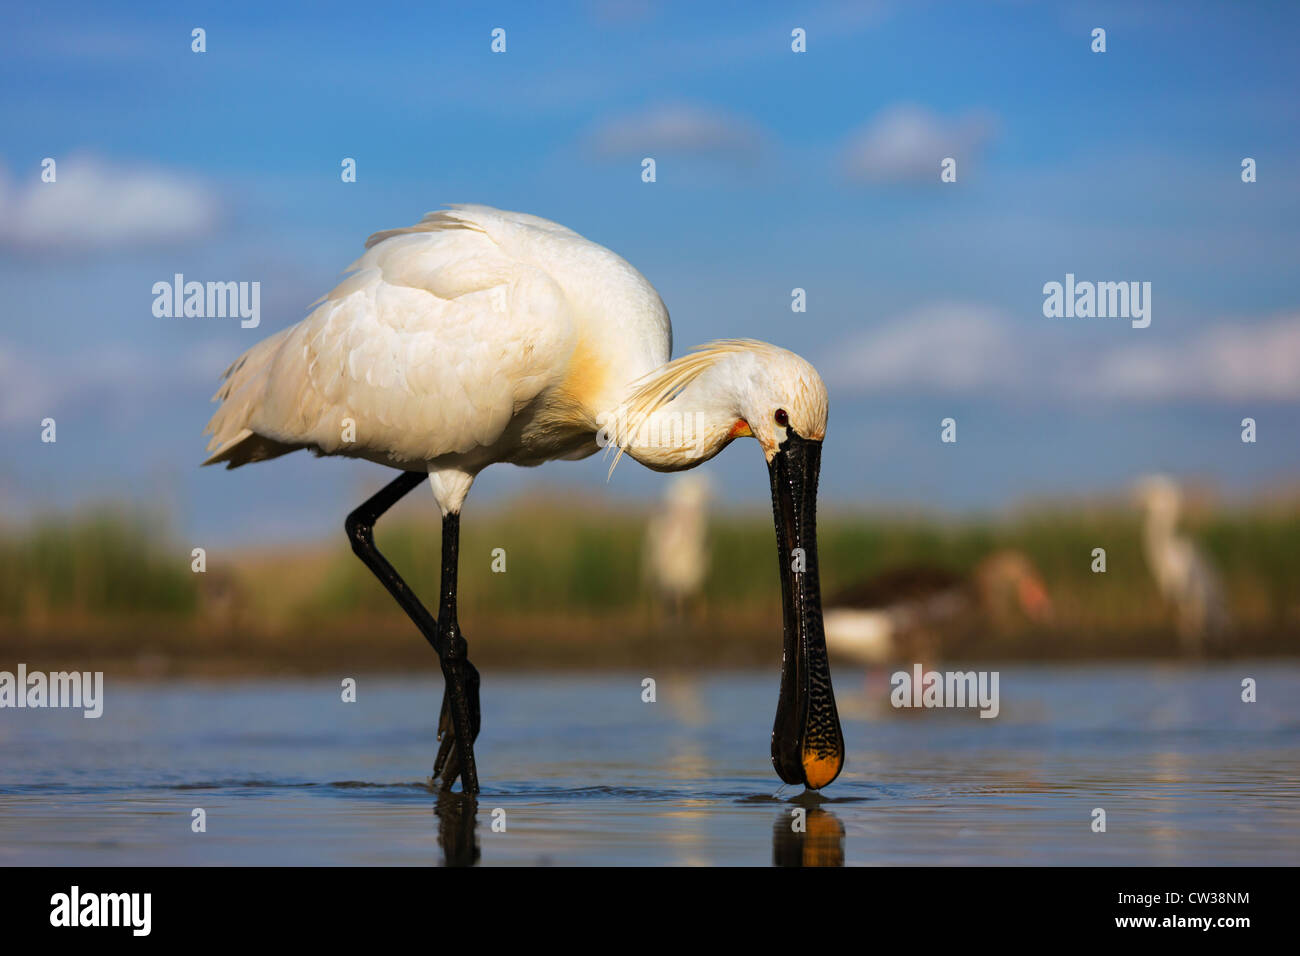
[618,405,738,472]
[1144,508,1177,543]
[602,369,741,473]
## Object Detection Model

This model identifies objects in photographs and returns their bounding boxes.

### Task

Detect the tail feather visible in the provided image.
[202,327,300,469]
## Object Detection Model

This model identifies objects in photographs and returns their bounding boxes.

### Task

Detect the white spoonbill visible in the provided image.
[1135,475,1232,654]
[203,205,844,794]
[644,474,712,622]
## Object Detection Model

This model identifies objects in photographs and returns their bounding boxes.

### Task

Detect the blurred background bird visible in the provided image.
[823,550,1054,668]
[643,474,712,625]
[1136,475,1233,655]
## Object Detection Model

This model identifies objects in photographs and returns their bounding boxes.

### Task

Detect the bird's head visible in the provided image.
[614,340,843,790]
[724,345,829,462]
[974,550,1055,625]
[757,389,843,791]
[1134,474,1183,526]
[647,341,842,789]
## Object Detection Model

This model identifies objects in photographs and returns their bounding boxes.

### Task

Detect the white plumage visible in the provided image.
[205,205,673,510]
[1136,475,1232,653]
[206,205,829,513]
[645,474,712,618]
[202,204,845,793]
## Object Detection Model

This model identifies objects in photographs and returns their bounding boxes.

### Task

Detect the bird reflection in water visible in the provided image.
[772,797,846,867]
[433,792,480,867]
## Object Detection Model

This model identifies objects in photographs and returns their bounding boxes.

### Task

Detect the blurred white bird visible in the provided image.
[1135,475,1232,654]
[644,474,711,622]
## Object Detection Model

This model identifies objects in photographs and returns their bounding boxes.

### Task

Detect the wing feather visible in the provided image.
[204,216,576,467]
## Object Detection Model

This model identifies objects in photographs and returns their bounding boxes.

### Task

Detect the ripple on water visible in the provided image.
[0,666,1297,864]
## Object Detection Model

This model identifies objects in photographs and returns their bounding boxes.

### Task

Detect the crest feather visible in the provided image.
[606,339,777,476]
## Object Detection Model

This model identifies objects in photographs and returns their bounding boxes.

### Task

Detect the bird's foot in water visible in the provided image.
[432,661,481,793]
[432,703,463,790]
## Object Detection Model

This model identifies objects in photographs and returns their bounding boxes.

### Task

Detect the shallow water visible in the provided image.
[1,663,1296,865]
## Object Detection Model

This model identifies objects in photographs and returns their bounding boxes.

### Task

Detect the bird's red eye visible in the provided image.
[774,408,789,427]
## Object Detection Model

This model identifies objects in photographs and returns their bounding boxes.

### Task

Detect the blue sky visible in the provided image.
[2,0,1298,543]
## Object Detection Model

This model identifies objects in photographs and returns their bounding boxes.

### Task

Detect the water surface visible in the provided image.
[1,663,1296,865]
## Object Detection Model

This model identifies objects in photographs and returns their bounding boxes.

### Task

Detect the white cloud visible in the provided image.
[827,304,1300,403]
[824,303,1023,393]
[1090,314,1300,401]
[584,102,764,161]
[0,156,220,250]
[842,104,996,183]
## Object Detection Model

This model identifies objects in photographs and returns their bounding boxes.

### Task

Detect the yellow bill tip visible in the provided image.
[801,750,843,790]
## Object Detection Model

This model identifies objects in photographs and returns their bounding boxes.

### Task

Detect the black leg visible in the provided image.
[429,512,480,792]
[345,471,481,794]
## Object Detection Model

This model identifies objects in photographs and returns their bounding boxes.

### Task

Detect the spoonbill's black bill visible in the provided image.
[768,431,844,789]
